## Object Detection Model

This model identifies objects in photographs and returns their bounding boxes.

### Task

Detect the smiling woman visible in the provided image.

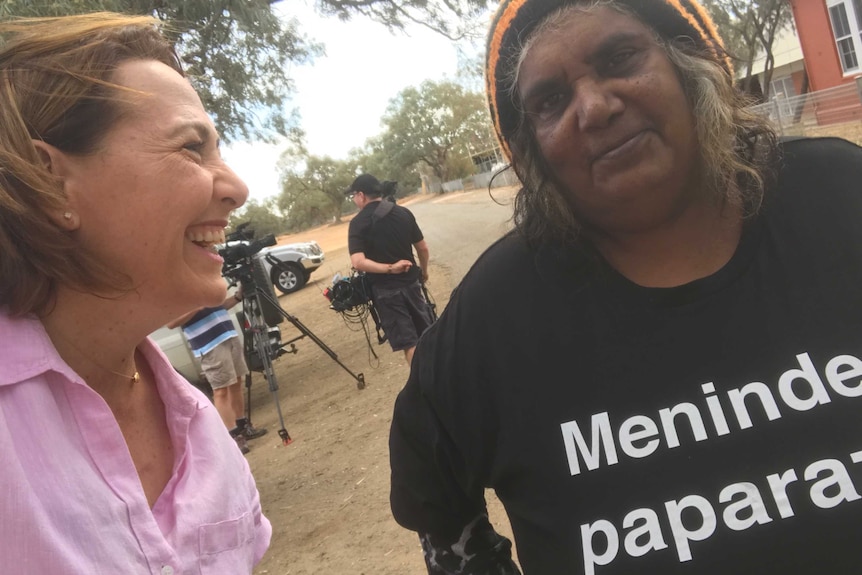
[0,13,270,573]
[516,8,701,238]
[389,0,862,573]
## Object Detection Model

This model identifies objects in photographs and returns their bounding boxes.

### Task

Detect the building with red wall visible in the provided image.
[789,0,862,122]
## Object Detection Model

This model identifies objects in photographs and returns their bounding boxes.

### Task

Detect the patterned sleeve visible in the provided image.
[418,514,521,575]
[390,275,518,573]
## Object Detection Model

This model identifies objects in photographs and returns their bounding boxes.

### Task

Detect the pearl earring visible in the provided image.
[63,212,72,220]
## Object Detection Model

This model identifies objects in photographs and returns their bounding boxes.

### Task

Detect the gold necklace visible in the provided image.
[103,367,140,384]
[52,331,139,384]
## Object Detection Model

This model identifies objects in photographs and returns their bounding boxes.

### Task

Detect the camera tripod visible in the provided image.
[237,259,366,446]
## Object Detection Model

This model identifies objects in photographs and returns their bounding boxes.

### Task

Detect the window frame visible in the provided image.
[827,0,862,74]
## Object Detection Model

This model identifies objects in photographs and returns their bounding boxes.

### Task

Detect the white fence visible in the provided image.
[427,167,520,195]
[750,81,862,145]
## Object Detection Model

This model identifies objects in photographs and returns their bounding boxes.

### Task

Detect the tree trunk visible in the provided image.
[793,68,809,123]
[762,52,775,100]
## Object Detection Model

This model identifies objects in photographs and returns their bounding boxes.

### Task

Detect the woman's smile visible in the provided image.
[592,129,650,164]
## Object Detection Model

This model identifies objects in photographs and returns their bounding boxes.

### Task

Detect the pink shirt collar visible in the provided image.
[0,310,271,573]
[0,310,207,409]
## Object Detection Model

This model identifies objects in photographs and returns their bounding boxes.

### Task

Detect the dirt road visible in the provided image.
[247,187,518,574]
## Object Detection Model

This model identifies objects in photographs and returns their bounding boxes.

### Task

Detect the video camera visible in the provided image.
[323,272,372,312]
[220,222,277,282]
[323,270,387,346]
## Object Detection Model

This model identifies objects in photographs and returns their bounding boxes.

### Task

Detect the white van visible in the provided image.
[150,323,206,386]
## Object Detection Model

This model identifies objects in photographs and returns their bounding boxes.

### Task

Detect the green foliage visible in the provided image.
[703,0,753,62]
[272,79,497,232]
[0,0,321,143]
[228,197,288,239]
[0,0,494,141]
[277,155,357,231]
[376,79,496,182]
[317,0,492,41]
[352,137,422,195]
[702,0,793,98]
[169,2,319,143]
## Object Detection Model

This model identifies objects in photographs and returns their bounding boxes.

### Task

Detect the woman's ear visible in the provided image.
[31,139,79,230]
[32,139,62,174]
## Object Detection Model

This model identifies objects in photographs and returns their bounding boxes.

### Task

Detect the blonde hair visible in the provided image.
[0,13,183,316]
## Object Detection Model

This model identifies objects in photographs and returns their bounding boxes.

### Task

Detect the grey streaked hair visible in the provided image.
[499,1,777,246]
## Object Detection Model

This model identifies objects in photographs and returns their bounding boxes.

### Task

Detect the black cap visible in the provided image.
[345,174,382,197]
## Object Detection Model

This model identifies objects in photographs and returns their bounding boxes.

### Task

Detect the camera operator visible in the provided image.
[346,174,434,364]
[168,285,267,454]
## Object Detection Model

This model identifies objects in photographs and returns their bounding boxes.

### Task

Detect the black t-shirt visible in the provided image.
[348,200,424,287]
[390,138,862,574]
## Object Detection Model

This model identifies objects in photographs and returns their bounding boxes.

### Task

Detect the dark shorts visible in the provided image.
[372,281,435,352]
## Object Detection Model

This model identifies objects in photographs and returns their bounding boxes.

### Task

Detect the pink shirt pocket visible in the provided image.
[198,511,256,574]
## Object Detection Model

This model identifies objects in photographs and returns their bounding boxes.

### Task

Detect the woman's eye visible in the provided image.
[542,93,563,110]
[606,49,637,72]
[182,141,206,160]
[183,141,204,153]
[531,92,565,119]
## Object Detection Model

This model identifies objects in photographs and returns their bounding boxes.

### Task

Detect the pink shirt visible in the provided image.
[0,311,271,574]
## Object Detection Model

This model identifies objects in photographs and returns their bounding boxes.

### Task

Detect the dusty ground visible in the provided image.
[247,189,517,575]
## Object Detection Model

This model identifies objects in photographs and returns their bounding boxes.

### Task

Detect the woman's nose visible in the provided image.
[217,162,249,209]
[574,78,624,132]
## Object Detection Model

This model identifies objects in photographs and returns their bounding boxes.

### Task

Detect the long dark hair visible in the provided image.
[501,1,777,247]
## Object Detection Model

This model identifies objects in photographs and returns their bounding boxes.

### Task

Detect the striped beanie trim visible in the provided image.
[485,0,731,161]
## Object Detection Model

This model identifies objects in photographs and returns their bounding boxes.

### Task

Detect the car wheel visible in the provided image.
[272,262,307,294]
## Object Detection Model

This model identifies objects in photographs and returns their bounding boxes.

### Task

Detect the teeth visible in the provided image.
[186,227,227,245]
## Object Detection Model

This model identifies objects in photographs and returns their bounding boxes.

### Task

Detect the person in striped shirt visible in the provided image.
[169,287,267,453]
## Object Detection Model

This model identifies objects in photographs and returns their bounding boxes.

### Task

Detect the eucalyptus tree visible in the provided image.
[0,0,493,141]
[378,79,496,183]
[351,137,423,196]
[0,0,319,142]
[228,198,289,239]
[278,154,357,228]
[702,0,794,98]
[317,0,490,41]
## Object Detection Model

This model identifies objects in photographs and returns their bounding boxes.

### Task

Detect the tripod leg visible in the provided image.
[250,296,293,445]
[244,371,252,422]
[421,283,438,322]
[239,305,255,423]
[256,289,367,390]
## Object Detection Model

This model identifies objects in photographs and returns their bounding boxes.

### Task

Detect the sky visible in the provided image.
[222,0,478,204]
